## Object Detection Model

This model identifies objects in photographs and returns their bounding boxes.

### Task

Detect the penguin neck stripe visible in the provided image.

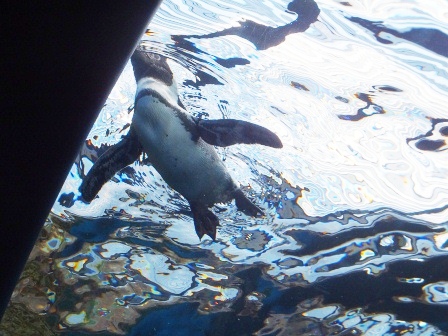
[134,88,199,141]
[135,88,174,109]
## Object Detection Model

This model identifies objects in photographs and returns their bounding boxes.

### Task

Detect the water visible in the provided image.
[2,0,448,335]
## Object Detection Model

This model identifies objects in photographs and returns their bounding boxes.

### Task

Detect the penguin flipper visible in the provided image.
[189,201,220,241]
[79,127,142,202]
[234,189,264,217]
[196,119,283,148]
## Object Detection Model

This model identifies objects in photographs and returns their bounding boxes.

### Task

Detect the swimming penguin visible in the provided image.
[80,47,283,241]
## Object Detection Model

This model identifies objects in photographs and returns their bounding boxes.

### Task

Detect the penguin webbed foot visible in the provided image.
[190,201,220,241]
[234,189,264,217]
[196,119,283,148]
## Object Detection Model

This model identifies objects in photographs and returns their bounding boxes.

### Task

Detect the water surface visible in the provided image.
[2,0,447,335]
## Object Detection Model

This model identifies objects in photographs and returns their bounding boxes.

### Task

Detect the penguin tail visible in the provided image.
[234,189,264,217]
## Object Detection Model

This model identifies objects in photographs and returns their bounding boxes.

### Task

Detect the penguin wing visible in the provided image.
[196,119,283,148]
[79,127,142,202]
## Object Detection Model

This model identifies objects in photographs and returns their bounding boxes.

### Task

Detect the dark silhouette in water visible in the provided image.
[172,0,320,50]
[338,92,386,121]
[407,118,448,152]
[349,17,448,58]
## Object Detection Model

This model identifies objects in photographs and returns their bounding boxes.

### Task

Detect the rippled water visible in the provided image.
[2,0,448,335]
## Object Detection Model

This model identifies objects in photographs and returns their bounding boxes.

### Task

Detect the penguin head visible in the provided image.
[131,48,174,86]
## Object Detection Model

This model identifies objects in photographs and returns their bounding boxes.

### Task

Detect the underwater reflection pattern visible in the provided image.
[3,0,448,335]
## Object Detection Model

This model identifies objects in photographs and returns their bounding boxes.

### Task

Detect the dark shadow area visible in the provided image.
[126,256,448,335]
[407,118,448,152]
[349,17,448,57]
[2,1,162,318]
[173,0,320,50]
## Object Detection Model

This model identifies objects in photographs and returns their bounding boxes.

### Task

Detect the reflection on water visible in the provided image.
[2,0,448,335]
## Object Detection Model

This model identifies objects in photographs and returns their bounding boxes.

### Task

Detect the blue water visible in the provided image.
[2,0,447,335]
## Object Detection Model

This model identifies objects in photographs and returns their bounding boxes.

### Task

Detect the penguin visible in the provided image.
[80,47,283,241]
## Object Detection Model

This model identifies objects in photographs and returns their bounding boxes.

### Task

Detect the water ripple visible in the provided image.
[3,0,448,335]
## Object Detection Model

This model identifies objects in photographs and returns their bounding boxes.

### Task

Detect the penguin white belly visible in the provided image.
[133,95,235,204]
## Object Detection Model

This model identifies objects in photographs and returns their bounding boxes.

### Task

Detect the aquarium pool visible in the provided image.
[1,0,447,335]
